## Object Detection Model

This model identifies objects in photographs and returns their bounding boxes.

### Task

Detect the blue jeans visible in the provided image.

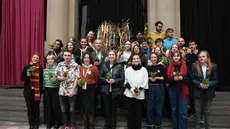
[146,84,165,127]
[59,95,77,124]
[168,87,188,129]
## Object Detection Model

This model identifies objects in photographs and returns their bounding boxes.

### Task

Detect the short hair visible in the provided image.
[166,28,174,33]
[188,40,196,44]
[150,52,160,63]
[155,21,163,26]
[81,53,93,64]
[55,39,63,47]
[69,37,77,42]
[46,54,56,61]
[155,38,164,44]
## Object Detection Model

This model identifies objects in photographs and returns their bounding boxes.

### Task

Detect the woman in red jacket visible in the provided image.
[78,53,99,129]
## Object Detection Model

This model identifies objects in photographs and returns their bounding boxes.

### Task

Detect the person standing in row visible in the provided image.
[43,54,63,129]
[167,51,189,129]
[21,53,43,129]
[56,50,79,129]
[100,50,125,129]
[146,52,167,129]
[124,54,148,129]
[191,50,218,129]
[78,53,99,129]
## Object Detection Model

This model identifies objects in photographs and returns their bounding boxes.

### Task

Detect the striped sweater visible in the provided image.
[43,65,59,88]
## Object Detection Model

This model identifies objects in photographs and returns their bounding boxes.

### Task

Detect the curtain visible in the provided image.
[181,0,230,90]
[0,0,45,86]
[87,0,144,37]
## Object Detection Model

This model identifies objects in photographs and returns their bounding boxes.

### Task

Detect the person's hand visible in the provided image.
[166,84,169,89]
[149,77,157,82]
[50,77,55,83]
[178,76,183,80]
[174,76,179,81]
[131,88,139,96]
[107,79,115,84]
[200,83,207,89]
[61,76,68,81]
[27,72,31,77]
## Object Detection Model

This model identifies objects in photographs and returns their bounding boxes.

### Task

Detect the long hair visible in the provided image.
[107,50,118,64]
[196,50,212,76]
[168,43,180,59]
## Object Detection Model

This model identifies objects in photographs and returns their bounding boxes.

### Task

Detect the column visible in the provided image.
[147,0,157,33]
[46,0,69,54]
[147,0,180,37]
[69,0,79,40]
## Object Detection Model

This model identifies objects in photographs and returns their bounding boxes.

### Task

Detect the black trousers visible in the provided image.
[23,87,40,126]
[164,87,171,118]
[44,87,63,126]
[102,93,120,129]
[127,97,144,129]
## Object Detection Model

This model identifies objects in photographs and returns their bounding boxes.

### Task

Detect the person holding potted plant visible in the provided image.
[99,50,124,129]
[146,52,167,129]
[43,54,62,129]
[124,54,148,129]
[55,50,79,129]
[167,51,189,129]
[21,53,43,129]
[191,50,218,129]
[78,53,99,129]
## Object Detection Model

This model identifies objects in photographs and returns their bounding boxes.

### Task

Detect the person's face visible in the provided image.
[150,54,158,64]
[171,44,178,52]
[80,38,88,48]
[156,42,163,48]
[166,30,174,38]
[141,42,148,49]
[108,51,116,63]
[178,38,185,47]
[87,31,94,40]
[83,54,91,65]
[67,43,73,51]
[155,47,161,54]
[63,52,71,62]
[54,41,61,50]
[125,41,131,50]
[199,52,208,64]
[156,24,163,32]
[95,40,102,50]
[134,46,140,54]
[47,56,55,66]
[172,53,181,63]
[136,33,143,39]
[32,54,39,64]
[132,55,141,65]
[189,42,197,51]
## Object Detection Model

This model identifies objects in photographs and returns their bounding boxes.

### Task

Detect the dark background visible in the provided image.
[180,0,230,90]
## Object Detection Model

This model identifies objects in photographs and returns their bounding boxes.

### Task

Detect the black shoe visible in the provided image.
[29,126,34,129]
[89,124,95,129]
[53,125,60,129]
[34,125,39,129]
[46,126,51,129]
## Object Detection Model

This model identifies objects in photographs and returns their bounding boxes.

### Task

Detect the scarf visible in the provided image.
[167,60,189,98]
[132,64,142,71]
[29,61,41,100]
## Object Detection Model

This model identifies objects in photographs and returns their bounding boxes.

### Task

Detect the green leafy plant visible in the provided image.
[106,72,112,80]
[175,71,182,77]
[78,77,85,86]
[149,72,157,78]
[133,86,140,94]
[27,67,36,73]
[119,46,125,51]
[202,78,210,85]
[48,71,53,78]
[63,71,68,77]
[162,46,168,52]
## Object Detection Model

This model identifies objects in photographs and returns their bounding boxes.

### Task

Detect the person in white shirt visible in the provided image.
[124,54,148,129]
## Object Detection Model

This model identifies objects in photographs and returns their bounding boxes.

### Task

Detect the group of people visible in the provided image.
[21,21,218,129]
